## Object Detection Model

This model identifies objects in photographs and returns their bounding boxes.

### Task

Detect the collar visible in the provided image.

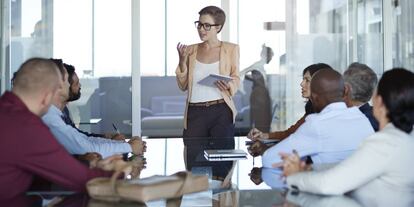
[320,102,347,114]
[359,102,370,110]
[48,104,63,116]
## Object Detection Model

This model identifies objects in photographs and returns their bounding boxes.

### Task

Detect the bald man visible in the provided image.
[261,69,374,168]
[0,58,128,203]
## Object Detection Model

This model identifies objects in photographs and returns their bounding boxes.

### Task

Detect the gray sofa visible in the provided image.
[140,77,252,137]
[85,76,252,138]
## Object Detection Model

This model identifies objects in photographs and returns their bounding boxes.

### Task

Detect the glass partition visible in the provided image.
[392,0,414,71]
[284,0,383,128]
[353,0,383,74]
[2,0,133,136]
[285,0,348,128]
[2,0,408,140]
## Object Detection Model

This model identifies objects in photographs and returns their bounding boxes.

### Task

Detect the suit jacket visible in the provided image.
[359,103,379,131]
[176,41,240,129]
[62,106,105,137]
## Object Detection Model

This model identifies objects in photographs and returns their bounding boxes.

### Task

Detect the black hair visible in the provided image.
[377,68,414,133]
[303,63,333,77]
[63,63,75,85]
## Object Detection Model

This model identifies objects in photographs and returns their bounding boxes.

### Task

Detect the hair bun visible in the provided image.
[390,110,414,133]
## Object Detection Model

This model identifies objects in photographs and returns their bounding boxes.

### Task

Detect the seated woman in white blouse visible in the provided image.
[278,68,414,206]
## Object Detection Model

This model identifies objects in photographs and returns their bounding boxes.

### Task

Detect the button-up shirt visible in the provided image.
[42,105,131,158]
[0,92,111,201]
[262,102,374,168]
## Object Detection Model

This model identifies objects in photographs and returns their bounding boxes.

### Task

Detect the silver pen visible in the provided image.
[112,123,120,134]
[252,121,255,166]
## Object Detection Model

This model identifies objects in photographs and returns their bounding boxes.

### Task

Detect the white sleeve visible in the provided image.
[312,163,339,171]
[262,119,320,168]
[286,134,391,195]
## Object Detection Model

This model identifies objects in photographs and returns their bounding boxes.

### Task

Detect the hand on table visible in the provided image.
[247,141,269,157]
[247,128,269,141]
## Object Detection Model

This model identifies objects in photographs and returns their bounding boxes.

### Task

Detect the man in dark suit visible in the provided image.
[62,63,124,140]
[344,62,379,131]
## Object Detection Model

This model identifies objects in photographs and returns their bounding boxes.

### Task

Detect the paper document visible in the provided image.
[198,74,233,88]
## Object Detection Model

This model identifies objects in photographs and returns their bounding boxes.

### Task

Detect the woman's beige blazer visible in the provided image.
[175,41,240,129]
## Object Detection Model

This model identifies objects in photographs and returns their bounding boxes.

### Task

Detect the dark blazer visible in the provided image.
[62,106,105,137]
[359,103,379,131]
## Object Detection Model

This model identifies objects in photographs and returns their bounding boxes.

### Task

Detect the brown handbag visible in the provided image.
[86,169,209,203]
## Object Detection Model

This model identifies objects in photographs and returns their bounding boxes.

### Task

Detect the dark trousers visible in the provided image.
[183,102,235,179]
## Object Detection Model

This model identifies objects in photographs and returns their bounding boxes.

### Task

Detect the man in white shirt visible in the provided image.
[261,68,374,168]
[42,59,145,158]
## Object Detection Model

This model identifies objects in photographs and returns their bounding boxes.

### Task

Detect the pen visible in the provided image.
[252,121,255,166]
[112,123,120,134]
[253,156,255,166]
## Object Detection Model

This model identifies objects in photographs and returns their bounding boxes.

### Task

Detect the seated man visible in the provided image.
[261,69,374,168]
[343,62,379,131]
[0,58,131,203]
[42,59,145,158]
[62,63,124,140]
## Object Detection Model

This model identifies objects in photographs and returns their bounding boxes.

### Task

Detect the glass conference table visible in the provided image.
[23,137,398,207]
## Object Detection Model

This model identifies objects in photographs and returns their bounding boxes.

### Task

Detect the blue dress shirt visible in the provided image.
[42,105,131,158]
[262,102,375,168]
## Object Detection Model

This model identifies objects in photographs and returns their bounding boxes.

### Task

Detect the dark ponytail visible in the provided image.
[377,68,414,133]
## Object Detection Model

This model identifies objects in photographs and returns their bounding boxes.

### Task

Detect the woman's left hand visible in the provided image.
[215,80,230,91]
[273,150,309,177]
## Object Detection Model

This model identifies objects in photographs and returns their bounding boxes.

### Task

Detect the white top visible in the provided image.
[262,102,374,168]
[42,105,132,158]
[287,124,414,206]
[190,60,222,103]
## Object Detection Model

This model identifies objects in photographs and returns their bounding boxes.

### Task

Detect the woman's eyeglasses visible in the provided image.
[194,21,220,31]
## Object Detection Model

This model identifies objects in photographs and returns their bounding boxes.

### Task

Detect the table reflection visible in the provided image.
[16,137,413,207]
[248,167,286,189]
[283,191,363,207]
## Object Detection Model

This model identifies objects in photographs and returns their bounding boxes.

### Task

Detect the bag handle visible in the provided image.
[173,171,192,197]
[109,163,133,196]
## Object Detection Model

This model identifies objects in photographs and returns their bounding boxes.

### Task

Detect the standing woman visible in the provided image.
[176,6,240,179]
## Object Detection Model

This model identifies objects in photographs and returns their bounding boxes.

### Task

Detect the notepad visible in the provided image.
[204,149,247,158]
[198,74,233,88]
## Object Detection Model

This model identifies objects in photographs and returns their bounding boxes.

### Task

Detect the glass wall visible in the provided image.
[2,0,133,136]
[353,0,383,73]
[140,0,221,76]
[392,0,414,71]
[2,0,413,137]
[238,0,286,132]
[285,0,346,127]
[284,0,384,127]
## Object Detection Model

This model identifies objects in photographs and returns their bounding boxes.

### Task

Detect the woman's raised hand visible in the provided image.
[177,42,189,62]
